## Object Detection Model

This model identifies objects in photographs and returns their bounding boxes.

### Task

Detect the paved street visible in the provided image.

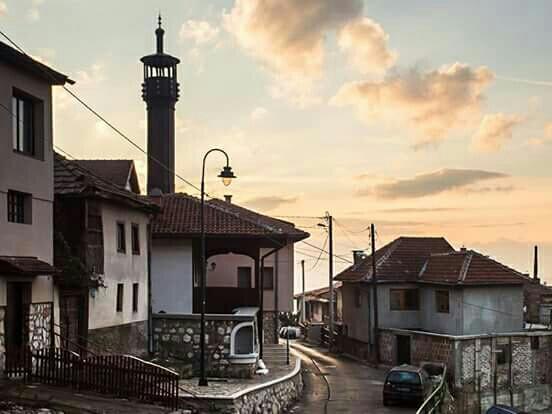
[288,341,417,414]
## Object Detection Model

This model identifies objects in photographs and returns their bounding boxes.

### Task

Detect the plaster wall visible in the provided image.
[419,285,464,335]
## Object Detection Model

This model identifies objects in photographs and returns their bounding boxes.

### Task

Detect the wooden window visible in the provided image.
[237,267,252,288]
[12,91,43,159]
[116,283,124,312]
[132,283,139,312]
[7,190,31,224]
[263,267,274,290]
[116,222,126,253]
[131,223,140,255]
[435,290,450,313]
[355,289,362,308]
[390,289,419,311]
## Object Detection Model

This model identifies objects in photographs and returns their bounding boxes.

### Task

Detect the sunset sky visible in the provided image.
[2,0,552,291]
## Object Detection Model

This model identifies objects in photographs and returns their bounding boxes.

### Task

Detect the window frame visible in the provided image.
[11,89,44,160]
[390,288,420,311]
[131,223,140,255]
[116,221,126,253]
[132,283,139,313]
[435,289,450,314]
[237,266,252,288]
[7,190,32,224]
[262,266,274,290]
[116,283,124,313]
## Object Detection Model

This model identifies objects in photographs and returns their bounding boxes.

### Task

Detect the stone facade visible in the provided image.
[28,302,53,352]
[88,320,148,356]
[152,314,257,379]
[263,311,279,345]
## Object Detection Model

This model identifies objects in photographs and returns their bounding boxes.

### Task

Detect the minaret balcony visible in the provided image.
[141,77,180,101]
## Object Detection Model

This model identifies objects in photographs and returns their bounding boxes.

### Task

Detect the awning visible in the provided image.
[0,256,58,276]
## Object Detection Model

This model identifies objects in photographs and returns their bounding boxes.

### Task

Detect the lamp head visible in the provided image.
[218,165,236,187]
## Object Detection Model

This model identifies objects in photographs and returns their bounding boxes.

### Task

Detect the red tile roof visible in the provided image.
[54,153,157,213]
[293,282,342,300]
[71,159,139,193]
[150,193,310,239]
[419,250,526,285]
[335,237,454,283]
[0,256,58,275]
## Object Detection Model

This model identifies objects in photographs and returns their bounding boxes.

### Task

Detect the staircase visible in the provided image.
[261,343,289,367]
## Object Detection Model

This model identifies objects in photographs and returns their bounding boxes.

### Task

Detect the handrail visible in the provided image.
[416,365,448,414]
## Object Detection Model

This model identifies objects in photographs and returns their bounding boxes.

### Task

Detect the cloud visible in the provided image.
[250,107,268,121]
[528,122,552,147]
[359,168,509,199]
[331,63,495,148]
[225,0,362,77]
[74,62,106,86]
[471,113,524,152]
[461,185,515,194]
[179,20,220,45]
[337,17,397,75]
[27,0,44,22]
[244,195,298,211]
[0,1,7,16]
[378,207,461,214]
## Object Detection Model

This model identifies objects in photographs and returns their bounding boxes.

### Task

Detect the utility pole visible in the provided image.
[327,212,334,352]
[371,223,380,364]
[301,259,306,324]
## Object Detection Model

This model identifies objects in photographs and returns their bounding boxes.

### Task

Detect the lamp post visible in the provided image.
[199,148,236,387]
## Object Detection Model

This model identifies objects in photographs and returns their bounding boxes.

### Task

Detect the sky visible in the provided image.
[2,0,552,291]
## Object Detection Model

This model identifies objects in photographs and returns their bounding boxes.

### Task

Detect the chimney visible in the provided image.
[224,195,232,203]
[534,245,539,281]
[352,250,365,265]
[460,246,467,252]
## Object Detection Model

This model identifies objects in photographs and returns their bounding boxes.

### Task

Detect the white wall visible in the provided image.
[151,238,193,314]
[88,203,150,330]
[0,61,56,310]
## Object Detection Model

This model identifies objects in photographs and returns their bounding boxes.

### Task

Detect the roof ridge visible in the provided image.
[468,249,525,277]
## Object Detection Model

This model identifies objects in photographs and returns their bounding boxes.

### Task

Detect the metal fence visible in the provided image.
[6,347,180,410]
[416,365,449,414]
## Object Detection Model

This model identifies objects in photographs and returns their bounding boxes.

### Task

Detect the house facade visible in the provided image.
[0,41,72,373]
[294,282,342,324]
[54,154,158,355]
[336,237,526,363]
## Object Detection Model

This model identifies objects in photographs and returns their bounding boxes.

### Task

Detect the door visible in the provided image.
[5,282,32,374]
[396,335,411,365]
[59,291,87,353]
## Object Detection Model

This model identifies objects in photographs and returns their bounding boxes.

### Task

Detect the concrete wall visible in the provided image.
[462,285,524,335]
[419,285,464,335]
[377,283,421,330]
[88,202,150,330]
[151,238,193,314]
[341,283,371,344]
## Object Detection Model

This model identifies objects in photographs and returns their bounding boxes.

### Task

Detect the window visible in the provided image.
[116,222,126,253]
[131,224,140,255]
[355,289,362,308]
[12,91,43,158]
[390,289,419,311]
[237,267,252,288]
[7,190,31,224]
[435,290,450,313]
[496,343,510,365]
[116,283,124,312]
[263,267,274,290]
[531,336,540,350]
[132,283,139,312]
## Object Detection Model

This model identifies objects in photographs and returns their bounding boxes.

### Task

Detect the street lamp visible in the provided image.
[199,148,236,387]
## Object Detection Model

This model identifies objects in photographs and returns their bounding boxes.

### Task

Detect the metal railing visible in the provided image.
[416,365,448,414]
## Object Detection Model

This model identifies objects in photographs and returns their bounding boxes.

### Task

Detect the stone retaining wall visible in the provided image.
[88,320,148,356]
[152,314,257,379]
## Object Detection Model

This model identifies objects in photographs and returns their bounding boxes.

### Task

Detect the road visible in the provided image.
[288,341,417,414]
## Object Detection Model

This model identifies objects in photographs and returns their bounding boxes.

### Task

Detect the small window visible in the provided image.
[132,283,139,313]
[7,190,32,224]
[12,94,35,155]
[237,267,252,288]
[116,222,126,253]
[116,283,124,312]
[390,289,419,311]
[531,336,539,350]
[496,343,510,365]
[131,223,140,255]
[435,290,450,313]
[263,267,274,290]
[355,289,362,308]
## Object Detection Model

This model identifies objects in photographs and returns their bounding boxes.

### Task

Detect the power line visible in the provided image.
[310,234,328,271]
[300,240,352,264]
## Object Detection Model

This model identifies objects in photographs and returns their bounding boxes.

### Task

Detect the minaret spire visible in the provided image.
[156,13,165,54]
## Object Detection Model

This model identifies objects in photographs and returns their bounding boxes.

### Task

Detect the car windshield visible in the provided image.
[387,371,421,385]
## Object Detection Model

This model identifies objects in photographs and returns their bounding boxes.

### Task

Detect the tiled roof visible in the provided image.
[335,237,454,283]
[54,153,156,212]
[419,250,526,285]
[150,193,310,239]
[0,256,57,275]
[71,159,138,193]
[293,282,342,299]
[0,40,73,85]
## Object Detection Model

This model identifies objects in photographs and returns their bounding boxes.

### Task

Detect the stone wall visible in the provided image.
[263,311,278,344]
[152,314,257,379]
[28,302,53,352]
[88,320,148,356]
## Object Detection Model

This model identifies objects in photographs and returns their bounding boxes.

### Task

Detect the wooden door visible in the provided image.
[396,335,411,365]
[59,291,87,353]
[5,282,32,375]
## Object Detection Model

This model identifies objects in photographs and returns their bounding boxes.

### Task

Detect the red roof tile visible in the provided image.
[419,250,526,285]
[150,193,310,239]
[71,159,139,193]
[335,237,454,283]
[0,256,57,275]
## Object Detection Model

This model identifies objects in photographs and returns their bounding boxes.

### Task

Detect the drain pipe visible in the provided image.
[259,243,285,360]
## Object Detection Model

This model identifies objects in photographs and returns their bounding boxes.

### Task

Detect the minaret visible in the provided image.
[141,15,180,194]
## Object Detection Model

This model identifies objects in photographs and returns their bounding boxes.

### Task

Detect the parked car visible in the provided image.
[486,405,528,414]
[383,364,433,406]
[279,326,301,339]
